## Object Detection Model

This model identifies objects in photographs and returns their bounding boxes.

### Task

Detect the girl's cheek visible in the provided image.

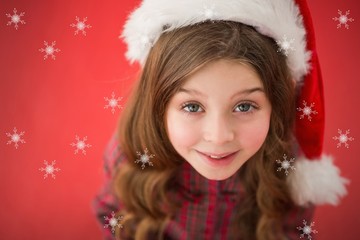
[243,119,270,147]
[166,111,200,148]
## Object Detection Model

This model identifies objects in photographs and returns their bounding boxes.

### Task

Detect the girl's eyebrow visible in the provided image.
[178,87,264,100]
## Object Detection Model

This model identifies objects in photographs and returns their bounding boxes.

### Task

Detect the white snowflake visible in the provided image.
[70,135,92,155]
[276,35,295,56]
[39,160,61,179]
[39,41,60,60]
[333,10,354,29]
[297,101,318,121]
[333,129,354,148]
[135,148,155,169]
[133,17,155,49]
[104,92,123,114]
[70,16,92,36]
[201,3,218,19]
[6,8,26,30]
[138,34,154,49]
[104,211,123,233]
[6,127,25,149]
[297,220,318,239]
[276,154,296,176]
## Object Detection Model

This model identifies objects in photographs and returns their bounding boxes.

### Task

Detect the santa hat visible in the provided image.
[120,0,349,206]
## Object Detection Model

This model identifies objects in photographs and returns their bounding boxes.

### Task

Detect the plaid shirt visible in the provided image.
[93,135,315,240]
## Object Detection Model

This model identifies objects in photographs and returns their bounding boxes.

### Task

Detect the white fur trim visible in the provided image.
[121,0,311,81]
[287,155,349,206]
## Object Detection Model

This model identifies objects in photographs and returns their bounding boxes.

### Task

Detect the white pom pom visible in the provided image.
[287,155,349,206]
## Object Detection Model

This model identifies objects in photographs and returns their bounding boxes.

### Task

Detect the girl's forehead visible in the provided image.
[181,59,263,90]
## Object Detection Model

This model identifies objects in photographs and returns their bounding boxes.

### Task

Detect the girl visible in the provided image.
[94,0,348,239]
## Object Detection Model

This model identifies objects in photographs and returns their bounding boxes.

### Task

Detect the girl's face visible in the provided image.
[165,59,272,180]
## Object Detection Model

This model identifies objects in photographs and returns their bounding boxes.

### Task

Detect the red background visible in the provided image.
[1,0,359,239]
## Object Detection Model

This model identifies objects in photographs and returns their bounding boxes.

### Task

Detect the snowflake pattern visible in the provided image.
[104,211,123,234]
[132,16,155,49]
[6,127,25,149]
[276,154,296,176]
[333,129,354,148]
[297,220,318,239]
[39,41,60,60]
[333,10,354,29]
[70,16,92,36]
[70,135,92,155]
[201,3,218,19]
[6,8,26,30]
[104,92,123,114]
[138,34,154,49]
[297,101,318,121]
[39,160,61,179]
[276,35,295,56]
[135,148,155,169]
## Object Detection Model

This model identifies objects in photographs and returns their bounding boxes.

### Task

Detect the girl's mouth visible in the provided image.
[197,150,239,166]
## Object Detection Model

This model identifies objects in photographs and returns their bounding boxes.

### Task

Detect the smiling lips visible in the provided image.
[196,150,239,167]
[197,151,237,159]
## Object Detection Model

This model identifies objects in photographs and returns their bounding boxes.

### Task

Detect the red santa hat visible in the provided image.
[120,0,348,206]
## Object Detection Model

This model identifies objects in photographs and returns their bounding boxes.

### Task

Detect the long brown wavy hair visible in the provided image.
[113,21,297,239]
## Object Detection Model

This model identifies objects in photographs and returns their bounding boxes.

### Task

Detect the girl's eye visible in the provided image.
[181,102,258,114]
[182,103,203,113]
[235,103,256,113]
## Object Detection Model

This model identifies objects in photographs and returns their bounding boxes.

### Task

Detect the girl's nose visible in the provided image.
[202,114,235,145]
